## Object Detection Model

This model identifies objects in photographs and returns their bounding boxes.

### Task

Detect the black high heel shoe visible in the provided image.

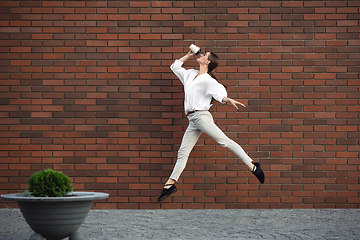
[157,184,177,202]
[251,162,265,184]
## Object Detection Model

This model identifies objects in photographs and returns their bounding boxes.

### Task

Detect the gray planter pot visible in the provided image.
[1,191,109,240]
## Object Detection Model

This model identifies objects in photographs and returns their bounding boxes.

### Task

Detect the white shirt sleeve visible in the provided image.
[170,60,194,86]
[207,78,227,104]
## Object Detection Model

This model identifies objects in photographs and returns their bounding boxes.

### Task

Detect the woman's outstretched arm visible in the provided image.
[222,97,247,109]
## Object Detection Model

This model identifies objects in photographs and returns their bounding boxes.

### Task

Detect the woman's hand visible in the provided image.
[186,50,194,57]
[222,97,247,109]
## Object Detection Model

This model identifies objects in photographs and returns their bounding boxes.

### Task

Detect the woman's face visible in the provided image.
[196,52,211,65]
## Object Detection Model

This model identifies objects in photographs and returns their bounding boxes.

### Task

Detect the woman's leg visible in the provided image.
[166,121,202,185]
[193,111,254,168]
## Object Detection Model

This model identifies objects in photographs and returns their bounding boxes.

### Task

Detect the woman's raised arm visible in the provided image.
[178,50,194,63]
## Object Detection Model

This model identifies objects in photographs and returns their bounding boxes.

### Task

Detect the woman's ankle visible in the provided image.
[164,179,176,187]
[247,162,255,171]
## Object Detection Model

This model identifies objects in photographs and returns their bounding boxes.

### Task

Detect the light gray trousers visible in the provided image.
[169,111,253,181]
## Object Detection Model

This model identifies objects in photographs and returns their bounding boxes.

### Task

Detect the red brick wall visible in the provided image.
[0,1,359,209]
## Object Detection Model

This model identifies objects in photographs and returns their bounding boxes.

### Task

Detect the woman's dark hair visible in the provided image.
[207,52,219,80]
[207,52,224,104]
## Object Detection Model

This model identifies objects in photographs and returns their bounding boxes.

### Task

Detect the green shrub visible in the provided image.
[28,169,73,197]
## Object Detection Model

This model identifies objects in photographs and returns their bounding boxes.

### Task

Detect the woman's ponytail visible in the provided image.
[208,71,217,80]
[207,52,219,80]
[207,52,226,104]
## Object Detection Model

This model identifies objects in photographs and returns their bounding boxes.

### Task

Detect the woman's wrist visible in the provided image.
[222,97,230,103]
[179,54,191,62]
[179,51,193,62]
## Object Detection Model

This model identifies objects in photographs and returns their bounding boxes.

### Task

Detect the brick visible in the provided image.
[0,0,358,209]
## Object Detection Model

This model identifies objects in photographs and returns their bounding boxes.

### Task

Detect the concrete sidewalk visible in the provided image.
[1,208,359,240]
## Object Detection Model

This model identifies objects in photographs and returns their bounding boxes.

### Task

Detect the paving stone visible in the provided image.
[1,209,359,240]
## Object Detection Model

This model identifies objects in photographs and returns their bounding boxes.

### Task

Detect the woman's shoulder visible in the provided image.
[205,73,218,82]
[184,68,198,75]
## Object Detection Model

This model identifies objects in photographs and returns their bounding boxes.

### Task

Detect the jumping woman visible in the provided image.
[157,48,265,202]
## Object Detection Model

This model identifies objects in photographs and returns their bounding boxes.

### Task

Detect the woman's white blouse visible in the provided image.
[170,60,227,114]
